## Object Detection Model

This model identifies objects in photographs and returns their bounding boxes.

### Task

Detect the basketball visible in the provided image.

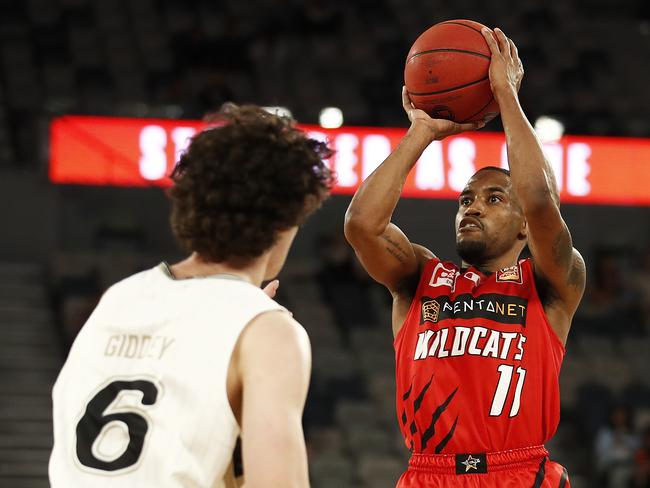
[404,19,499,123]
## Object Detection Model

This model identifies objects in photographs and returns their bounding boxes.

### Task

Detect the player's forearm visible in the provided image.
[345,123,432,236]
[244,423,309,488]
[496,89,561,211]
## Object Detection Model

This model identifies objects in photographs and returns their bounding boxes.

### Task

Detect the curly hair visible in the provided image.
[168,103,335,262]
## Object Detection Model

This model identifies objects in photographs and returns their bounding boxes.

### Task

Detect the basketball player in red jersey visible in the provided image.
[344,28,585,487]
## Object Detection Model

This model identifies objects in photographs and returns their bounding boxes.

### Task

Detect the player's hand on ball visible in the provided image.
[402,86,484,141]
[481,28,524,97]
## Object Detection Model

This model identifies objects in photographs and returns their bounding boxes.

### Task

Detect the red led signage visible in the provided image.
[50,115,650,206]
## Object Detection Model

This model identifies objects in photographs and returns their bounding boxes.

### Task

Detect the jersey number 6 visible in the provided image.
[76,379,159,472]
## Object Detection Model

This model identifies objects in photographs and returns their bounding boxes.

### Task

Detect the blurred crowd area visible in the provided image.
[39,234,649,488]
[1,0,650,166]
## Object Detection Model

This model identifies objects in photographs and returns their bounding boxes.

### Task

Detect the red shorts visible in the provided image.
[396,445,570,487]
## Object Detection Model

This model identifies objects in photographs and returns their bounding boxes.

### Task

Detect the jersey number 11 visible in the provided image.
[489,365,526,417]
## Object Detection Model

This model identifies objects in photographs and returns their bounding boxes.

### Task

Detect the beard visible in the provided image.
[456,237,488,265]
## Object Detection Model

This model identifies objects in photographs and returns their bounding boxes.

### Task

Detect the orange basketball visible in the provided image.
[404,19,499,124]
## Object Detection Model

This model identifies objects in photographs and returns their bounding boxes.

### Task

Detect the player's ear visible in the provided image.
[518,219,528,241]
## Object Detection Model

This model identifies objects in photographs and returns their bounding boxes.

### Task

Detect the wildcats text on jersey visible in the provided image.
[414,326,527,361]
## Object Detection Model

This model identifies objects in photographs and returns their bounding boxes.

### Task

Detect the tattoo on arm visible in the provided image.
[552,228,573,270]
[381,233,409,264]
[552,228,585,291]
[385,246,406,263]
[567,256,586,290]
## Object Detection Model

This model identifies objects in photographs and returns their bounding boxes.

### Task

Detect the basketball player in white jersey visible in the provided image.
[49,104,334,487]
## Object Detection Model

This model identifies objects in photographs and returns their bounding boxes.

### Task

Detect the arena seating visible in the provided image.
[0,262,59,488]
[1,0,649,167]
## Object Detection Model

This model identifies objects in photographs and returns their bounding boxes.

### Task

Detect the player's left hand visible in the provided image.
[262,279,293,316]
[481,27,524,97]
[262,279,279,298]
[402,86,484,141]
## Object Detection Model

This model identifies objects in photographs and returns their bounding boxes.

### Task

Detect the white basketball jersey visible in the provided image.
[49,263,285,487]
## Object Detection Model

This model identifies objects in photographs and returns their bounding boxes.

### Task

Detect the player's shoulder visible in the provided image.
[247,311,307,342]
[395,252,454,297]
[239,310,310,363]
[100,265,164,300]
[412,243,437,266]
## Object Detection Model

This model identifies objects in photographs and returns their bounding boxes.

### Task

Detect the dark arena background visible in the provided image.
[1,1,650,487]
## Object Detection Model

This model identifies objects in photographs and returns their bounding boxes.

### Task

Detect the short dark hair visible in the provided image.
[169,103,335,262]
[474,166,511,177]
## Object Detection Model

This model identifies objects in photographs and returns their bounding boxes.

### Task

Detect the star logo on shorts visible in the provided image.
[461,454,481,472]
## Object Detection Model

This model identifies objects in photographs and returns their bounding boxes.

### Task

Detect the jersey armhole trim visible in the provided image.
[525,259,567,354]
[393,257,440,351]
[224,307,290,431]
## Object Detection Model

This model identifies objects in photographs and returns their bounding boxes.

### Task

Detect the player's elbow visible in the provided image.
[246,463,309,488]
[343,210,360,243]
[246,469,309,488]
[344,208,380,243]
[243,427,310,488]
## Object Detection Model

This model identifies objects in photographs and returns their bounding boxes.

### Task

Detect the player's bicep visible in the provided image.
[238,312,311,488]
[526,205,586,312]
[344,221,421,291]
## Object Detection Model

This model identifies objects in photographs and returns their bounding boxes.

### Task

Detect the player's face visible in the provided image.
[455,170,526,265]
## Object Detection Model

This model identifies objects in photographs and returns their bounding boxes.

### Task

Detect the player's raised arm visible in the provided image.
[344,88,483,294]
[481,27,586,341]
[236,311,311,488]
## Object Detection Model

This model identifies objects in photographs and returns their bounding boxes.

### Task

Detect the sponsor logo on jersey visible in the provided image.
[496,263,523,284]
[421,299,441,323]
[428,262,458,289]
[420,293,528,326]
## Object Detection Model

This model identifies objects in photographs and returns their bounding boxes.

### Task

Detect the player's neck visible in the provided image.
[462,249,521,274]
[168,253,268,286]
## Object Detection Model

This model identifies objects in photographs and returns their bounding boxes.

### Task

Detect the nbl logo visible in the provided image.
[496,264,523,284]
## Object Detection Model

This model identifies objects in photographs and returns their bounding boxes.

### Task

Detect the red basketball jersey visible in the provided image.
[394,257,565,455]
